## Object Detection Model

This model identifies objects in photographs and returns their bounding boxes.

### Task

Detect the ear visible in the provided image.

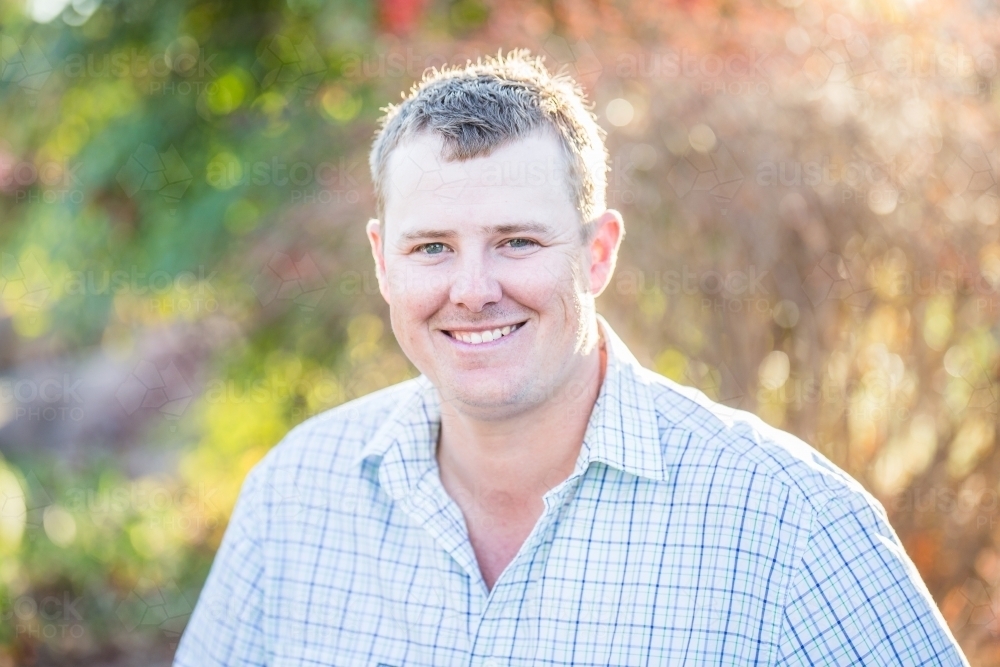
[366,218,391,303]
[587,209,625,297]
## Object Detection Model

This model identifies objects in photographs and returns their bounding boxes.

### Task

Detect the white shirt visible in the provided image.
[174,316,968,666]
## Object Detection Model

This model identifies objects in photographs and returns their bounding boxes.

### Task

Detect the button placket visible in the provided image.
[470,476,582,666]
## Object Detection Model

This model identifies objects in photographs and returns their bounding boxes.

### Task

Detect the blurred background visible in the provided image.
[1,0,999,664]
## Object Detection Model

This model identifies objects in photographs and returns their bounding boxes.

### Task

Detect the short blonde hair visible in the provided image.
[369,49,609,232]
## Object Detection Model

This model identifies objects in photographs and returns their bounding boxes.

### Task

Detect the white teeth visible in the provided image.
[451,322,522,345]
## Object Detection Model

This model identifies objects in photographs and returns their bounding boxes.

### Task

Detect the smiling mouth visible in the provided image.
[442,321,526,345]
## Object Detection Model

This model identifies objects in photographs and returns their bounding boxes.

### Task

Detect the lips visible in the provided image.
[442,321,526,345]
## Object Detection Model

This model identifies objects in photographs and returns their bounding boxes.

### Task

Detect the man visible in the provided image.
[175,50,968,666]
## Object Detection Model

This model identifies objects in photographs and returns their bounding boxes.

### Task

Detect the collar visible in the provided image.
[355,315,667,501]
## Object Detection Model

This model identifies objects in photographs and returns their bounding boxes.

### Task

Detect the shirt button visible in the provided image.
[483,659,500,667]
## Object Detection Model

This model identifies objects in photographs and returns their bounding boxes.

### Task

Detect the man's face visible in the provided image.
[367,130,621,417]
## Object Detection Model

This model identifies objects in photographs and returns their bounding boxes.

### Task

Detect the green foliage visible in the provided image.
[2,0,1000,663]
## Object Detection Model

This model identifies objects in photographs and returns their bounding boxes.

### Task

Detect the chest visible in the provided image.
[261,467,797,666]
[461,496,545,591]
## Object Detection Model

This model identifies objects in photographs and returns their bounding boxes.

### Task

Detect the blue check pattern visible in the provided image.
[175,317,969,666]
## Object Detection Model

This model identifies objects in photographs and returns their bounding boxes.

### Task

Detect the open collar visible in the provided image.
[355,315,667,501]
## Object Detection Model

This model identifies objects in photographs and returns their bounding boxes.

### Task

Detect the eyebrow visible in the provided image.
[399,222,553,242]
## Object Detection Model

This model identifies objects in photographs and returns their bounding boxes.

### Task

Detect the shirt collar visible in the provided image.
[355,314,667,500]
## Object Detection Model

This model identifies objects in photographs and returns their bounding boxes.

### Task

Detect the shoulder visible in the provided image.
[633,364,879,523]
[249,376,424,482]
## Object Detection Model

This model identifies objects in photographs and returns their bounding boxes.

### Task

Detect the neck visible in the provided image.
[435,332,608,509]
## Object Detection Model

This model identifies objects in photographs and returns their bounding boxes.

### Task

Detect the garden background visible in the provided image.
[2,0,1000,664]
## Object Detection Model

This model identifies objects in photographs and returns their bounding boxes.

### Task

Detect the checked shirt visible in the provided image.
[175,317,968,666]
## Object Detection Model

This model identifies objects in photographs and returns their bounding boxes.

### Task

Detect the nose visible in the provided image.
[448,252,502,312]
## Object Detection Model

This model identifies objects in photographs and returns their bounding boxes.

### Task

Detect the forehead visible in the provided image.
[382,130,579,235]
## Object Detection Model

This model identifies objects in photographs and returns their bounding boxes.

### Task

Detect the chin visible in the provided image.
[440,376,536,412]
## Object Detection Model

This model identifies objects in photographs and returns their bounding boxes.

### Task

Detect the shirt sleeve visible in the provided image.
[173,457,271,667]
[775,489,970,666]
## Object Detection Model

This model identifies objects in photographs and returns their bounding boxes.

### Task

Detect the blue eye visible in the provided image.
[507,238,537,248]
[419,242,447,255]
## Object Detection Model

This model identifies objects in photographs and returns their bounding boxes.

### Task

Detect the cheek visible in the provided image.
[503,255,586,309]
[385,265,449,360]
[388,302,429,365]
[386,264,447,319]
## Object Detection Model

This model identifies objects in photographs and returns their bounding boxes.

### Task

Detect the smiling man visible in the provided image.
[175,50,968,666]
